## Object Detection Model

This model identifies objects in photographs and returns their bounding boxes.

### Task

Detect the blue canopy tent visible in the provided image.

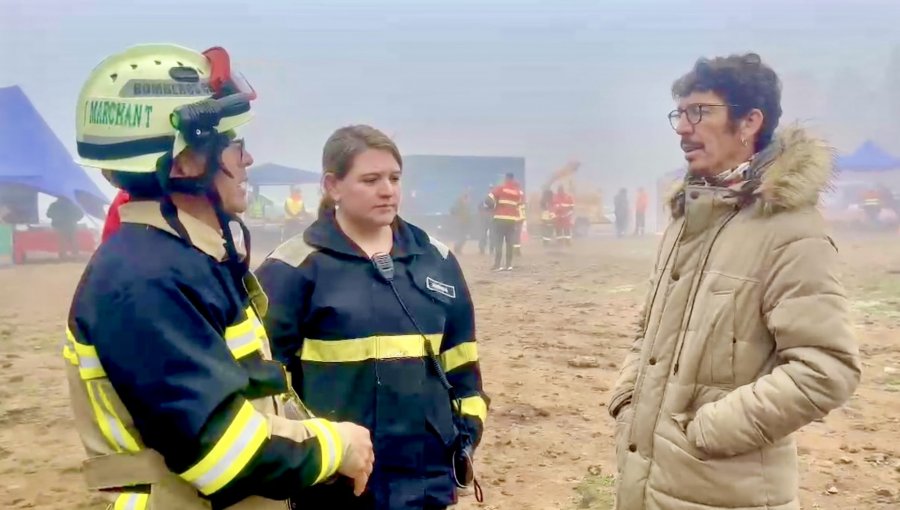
[0,85,109,219]
[248,163,320,187]
[835,140,900,173]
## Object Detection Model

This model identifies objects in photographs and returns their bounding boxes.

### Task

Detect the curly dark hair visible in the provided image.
[672,53,783,152]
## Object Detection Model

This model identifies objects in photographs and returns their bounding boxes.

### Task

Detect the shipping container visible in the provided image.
[400,154,526,234]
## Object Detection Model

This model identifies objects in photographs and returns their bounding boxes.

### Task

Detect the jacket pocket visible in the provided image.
[691,290,736,387]
[614,406,634,472]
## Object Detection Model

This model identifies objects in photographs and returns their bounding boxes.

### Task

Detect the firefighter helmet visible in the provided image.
[75,43,254,174]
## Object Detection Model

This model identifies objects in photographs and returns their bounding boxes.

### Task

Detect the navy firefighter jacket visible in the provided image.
[255,212,489,510]
[63,201,346,509]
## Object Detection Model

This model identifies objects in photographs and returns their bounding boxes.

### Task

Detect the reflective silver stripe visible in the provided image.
[180,402,268,495]
[226,330,259,358]
[79,355,103,372]
[304,419,340,483]
[193,414,261,489]
[114,492,149,510]
[318,421,337,478]
[93,384,140,452]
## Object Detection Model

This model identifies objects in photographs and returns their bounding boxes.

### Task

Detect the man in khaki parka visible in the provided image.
[608,53,861,510]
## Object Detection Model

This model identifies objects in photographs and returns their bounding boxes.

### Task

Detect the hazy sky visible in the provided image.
[3,0,900,198]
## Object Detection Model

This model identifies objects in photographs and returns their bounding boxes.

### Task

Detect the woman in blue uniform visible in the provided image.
[255,125,489,510]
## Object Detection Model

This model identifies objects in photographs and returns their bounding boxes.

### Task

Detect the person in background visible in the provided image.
[477,185,494,256]
[539,188,556,246]
[551,185,575,245]
[486,173,524,271]
[284,186,307,239]
[512,199,525,256]
[256,125,489,510]
[248,187,273,220]
[609,52,860,510]
[450,191,472,254]
[634,187,649,236]
[46,196,84,259]
[614,188,629,238]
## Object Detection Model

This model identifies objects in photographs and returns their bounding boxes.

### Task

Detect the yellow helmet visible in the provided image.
[75,43,254,174]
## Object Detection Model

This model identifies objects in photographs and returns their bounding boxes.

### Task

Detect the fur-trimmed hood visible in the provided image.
[669,126,835,218]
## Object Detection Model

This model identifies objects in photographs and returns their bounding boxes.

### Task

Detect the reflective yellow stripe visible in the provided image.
[113,492,149,510]
[68,329,106,380]
[440,342,478,373]
[85,382,124,453]
[301,334,443,363]
[497,199,519,206]
[302,418,344,483]
[180,400,269,495]
[223,307,265,360]
[457,395,488,423]
[62,342,78,365]
[493,215,520,221]
[97,384,140,452]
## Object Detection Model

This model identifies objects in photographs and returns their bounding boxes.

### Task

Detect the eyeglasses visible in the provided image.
[667,103,737,130]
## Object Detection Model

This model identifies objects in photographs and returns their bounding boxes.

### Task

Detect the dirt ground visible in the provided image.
[1,232,898,509]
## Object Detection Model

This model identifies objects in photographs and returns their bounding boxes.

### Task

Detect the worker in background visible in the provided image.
[512,200,526,255]
[256,125,489,510]
[284,186,307,238]
[486,173,524,271]
[551,185,574,245]
[634,187,649,236]
[614,188,629,238]
[46,196,84,259]
[450,191,472,254]
[248,187,273,220]
[477,185,494,256]
[539,189,555,246]
[63,43,373,510]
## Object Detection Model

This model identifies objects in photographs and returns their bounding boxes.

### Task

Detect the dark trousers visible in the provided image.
[492,219,517,268]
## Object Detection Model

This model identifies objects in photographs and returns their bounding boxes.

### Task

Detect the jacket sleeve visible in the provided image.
[82,273,344,506]
[439,252,489,448]
[688,235,861,457]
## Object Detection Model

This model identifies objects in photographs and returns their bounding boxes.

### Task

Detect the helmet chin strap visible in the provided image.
[155,133,252,276]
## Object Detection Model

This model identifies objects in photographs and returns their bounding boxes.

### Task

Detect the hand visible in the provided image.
[334,422,374,496]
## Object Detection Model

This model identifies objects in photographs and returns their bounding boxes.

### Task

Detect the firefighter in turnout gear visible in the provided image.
[486,173,524,271]
[539,189,556,246]
[512,201,526,255]
[63,44,374,510]
[551,185,574,245]
[256,125,489,510]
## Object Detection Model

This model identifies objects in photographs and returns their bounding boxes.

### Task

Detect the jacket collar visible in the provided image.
[669,125,835,219]
[304,210,427,259]
[118,200,229,261]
